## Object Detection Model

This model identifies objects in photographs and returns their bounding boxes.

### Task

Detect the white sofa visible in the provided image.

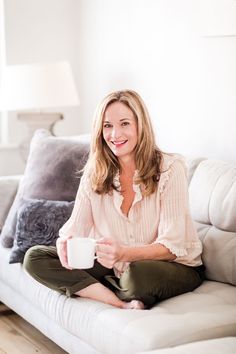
[0,152,235,353]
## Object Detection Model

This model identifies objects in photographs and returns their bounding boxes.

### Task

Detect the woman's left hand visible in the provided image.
[96,238,125,268]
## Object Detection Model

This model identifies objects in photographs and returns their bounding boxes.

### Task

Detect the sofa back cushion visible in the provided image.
[0,176,21,231]
[189,159,236,285]
[184,156,207,185]
[1,129,90,248]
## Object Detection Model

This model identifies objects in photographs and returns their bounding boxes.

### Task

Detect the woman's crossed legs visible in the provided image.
[24,245,203,309]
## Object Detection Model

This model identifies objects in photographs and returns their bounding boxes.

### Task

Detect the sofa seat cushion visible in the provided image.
[0,244,235,354]
[139,337,236,354]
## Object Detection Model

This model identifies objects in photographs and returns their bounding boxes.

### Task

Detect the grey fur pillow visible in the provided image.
[1,129,90,248]
[9,198,74,264]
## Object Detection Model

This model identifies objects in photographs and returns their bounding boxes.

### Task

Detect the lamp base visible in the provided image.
[17,112,63,160]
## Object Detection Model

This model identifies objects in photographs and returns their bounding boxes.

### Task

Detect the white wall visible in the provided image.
[1,0,236,176]
[4,0,80,144]
[73,0,236,162]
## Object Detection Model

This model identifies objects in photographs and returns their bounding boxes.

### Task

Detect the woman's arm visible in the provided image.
[96,239,176,269]
[122,242,176,262]
[57,174,94,269]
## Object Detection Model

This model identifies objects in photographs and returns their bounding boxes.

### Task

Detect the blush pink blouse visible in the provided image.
[59,154,203,277]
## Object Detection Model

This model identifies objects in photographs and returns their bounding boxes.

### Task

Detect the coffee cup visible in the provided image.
[67,237,97,269]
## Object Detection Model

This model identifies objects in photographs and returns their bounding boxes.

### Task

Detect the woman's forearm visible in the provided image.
[120,243,176,262]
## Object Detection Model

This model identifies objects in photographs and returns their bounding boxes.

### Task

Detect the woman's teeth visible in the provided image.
[112,140,127,146]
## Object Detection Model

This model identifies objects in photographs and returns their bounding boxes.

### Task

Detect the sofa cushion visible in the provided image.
[139,337,236,354]
[195,222,236,286]
[0,241,236,354]
[0,175,21,231]
[189,160,236,285]
[9,198,74,264]
[189,159,236,232]
[184,157,206,185]
[0,129,90,248]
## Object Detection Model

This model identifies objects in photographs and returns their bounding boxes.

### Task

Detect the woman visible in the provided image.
[24,90,204,310]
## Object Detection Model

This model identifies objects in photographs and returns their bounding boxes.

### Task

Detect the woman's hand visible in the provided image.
[56,235,73,270]
[96,238,125,269]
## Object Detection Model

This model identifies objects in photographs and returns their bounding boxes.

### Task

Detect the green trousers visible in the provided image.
[24,245,205,308]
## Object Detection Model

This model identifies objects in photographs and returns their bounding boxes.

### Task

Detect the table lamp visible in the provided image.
[0,61,79,158]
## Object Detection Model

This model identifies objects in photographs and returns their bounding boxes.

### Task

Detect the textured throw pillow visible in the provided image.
[1,129,90,248]
[9,198,74,264]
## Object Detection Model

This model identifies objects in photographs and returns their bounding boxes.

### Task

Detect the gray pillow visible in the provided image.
[1,129,90,248]
[9,198,74,264]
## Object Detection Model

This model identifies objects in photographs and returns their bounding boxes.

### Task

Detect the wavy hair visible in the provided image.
[83,90,163,196]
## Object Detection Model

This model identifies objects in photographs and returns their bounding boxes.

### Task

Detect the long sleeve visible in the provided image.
[58,174,94,238]
[155,157,202,259]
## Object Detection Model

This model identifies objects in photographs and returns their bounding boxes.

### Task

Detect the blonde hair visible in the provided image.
[84,89,163,196]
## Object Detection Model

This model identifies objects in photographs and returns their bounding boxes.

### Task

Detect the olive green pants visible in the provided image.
[24,245,205,308]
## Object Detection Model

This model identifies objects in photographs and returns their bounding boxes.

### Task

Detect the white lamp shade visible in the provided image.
[0,61,79,111]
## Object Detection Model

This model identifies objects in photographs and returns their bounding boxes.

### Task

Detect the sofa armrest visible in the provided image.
[0,175,22,231]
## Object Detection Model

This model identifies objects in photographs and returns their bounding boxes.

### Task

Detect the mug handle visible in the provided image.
[93,239,98,260]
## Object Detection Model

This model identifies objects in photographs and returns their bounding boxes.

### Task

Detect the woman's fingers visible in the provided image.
[56,235,73,270]
[96,244,117,261]
[96,243,112,253]
[96,237,114,245]
[96,250,114,260]
[96,238,123,266]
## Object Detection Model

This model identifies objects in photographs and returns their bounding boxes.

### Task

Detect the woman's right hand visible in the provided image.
[56,235,73,270]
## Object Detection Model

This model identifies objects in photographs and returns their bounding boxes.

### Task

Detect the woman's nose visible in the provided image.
[111,127,122,139]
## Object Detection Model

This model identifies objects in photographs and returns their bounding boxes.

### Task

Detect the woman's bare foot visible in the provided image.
[76,283,145,309]
[122,300,145,310]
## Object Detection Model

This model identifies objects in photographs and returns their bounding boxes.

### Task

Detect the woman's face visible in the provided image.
[102,101,138,163]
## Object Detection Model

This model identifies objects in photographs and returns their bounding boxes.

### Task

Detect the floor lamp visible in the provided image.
[0,61,79,159]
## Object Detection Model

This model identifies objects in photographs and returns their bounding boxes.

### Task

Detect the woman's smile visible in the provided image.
[103,102,138,162]
[111,140,128,147]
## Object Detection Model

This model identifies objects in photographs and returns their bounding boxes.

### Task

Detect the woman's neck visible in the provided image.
[118,157,136,177]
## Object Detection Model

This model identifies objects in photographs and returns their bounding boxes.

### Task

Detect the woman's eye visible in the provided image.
[103,124,112,128]
[122,122,129,126]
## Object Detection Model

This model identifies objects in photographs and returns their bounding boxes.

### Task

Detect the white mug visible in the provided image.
[67,237,97,269]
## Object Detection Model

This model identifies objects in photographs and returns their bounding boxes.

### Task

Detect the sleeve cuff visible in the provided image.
[156,239,188,257]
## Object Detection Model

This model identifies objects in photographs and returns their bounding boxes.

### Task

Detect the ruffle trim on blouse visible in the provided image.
[132,173,143,204]
[184,241,202,248]
[157,240,188,257]
[159,153,187,194]
[157,239,202,257]
[113,171,143,215]
[113,170,142,200]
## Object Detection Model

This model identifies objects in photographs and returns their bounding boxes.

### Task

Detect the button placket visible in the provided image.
[126,216,134,242]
